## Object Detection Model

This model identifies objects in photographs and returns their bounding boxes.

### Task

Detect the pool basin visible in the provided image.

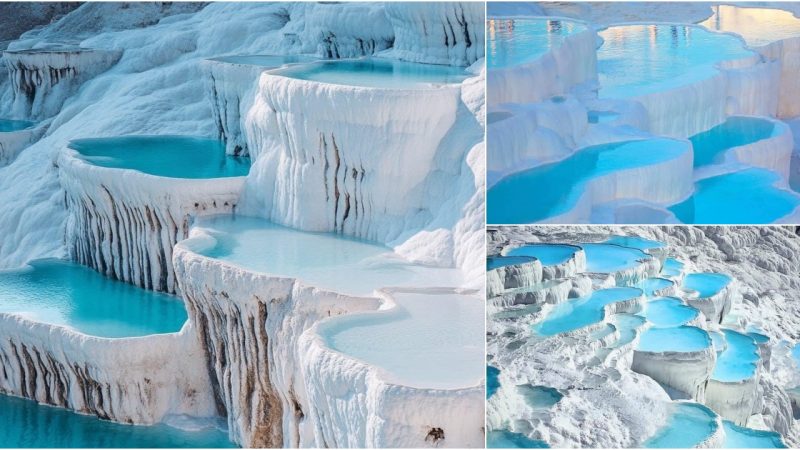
[683,273,731,298]
[487,255,536,270]
[690,116,781,169]
[604,235,665,251]
[699,5,800,48]
[660,258,684,278]
[582,243,651,273]
[532,287,642,336]
[722,420,787,448]
[505,243,579,266]
[0,119,36,133]
[712,329,759,382]
[637,277,674,297]
[644,297,699,327]
[487,429,549,448]
[487,366,501,399]
[643,402,719,448]
[487,17,587,69]
[637,326,711,353]
[207,54,318,67]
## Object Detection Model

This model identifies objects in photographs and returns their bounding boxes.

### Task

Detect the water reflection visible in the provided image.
[699,5,800,47]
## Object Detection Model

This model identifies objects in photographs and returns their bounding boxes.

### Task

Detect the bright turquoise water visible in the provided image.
[598,24,754,98]
[0,394,235,448]
[604,235,665,251]
[515,385,562,409]
[669,168,800,224]
[747,331,769,345]
[722,420,787,448]
[637,326,711,352]
[683,272,731,298]
[637,278,674,297]
[0,259,186,338]
[194,216,464,296]
[506,243,578,266]
[0,119,36,132]
[612,313,646,348]
[209,54,318,67]
[70,136,250,179]
[487,255,536,270]
[487,430,550,448]
[533,287,641,336]
[712,329,759,382]
[487,17,586,69]
[699,4,800,47]
[661,258,684,278]
[643,402,719,448]
[487,138,688,224]
[269,58,468,88]
[582,243,651,273]
[690,117,777,168]
[644,297,699,328]
[487,366,501,399]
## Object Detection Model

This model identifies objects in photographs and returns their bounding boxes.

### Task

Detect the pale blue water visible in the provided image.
[699,4,800,47]
[661,258,684,278]
[588,110,620,124]
[637,278,674,297]
[506,243,579,266]
[747,331,769,345]
[792,343,800,368]
[599,24,754,98]
[487,138,688,224]
[515,385,562,409]
[487,255,536,270]
[0,259,186,338]
[604,235,665,251]
[487,430,549,448]
[70,136,250,179]
[682,272,731,298]
[0,119,36,132]
[582,243,651,273]
[487,366,501,399]
[533,287,641,336]
[209,54,318,67]
[488,17,586,69]
[645,297,699,327]
[638,326,711,353]
[713,329,759,382]
[492,304,542,320]
[269,58,468,88]
[722,420,787,448]
[644,402,719,448]
[612,313,646,348]
[690,117,778,168]
[669,169,800,224]
[0,394,235,448]
[194,216,464,297]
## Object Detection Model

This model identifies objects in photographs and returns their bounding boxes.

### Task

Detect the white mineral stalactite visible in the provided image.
[490,278,573,307]
[685,280,739,325]
[705,376,760,426]
[486,259,543,298]
[631,346,717,401]
[297,2,394,59]
[756,35,800,118]
[0,123,45,166]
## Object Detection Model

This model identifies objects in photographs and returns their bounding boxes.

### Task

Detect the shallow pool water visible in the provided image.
[0,259,187,338]
[588,110,620,124]
[643,402,718,448]
[506,243,578,266]
[487,366,501,399]
[660,258,684,278]
[0,394,235,448]
[322,291,484,389]
[699,4,800,48]
[644,297,699,328]
[269,58,468,88]
[668,168,800,224]
[493,304,542,320]
[722,420,787,448]
[682,272,731,298]
[487,17,587,69]
[582,243,651,273]
[487,430,550,448]
[487,255,536,270]
[637,326,711,353]
[712,329,759,382]
[70,136,250,179]
[604,235,665,251]
[598,24,754,98]
[637,278,674,297]
[516,384,563,409]
[208,54,318,67]
[487,138,688,224]
[0,119,36,132]
[690,117,778,169]
[612,313,646,348]
[533,287,641,336]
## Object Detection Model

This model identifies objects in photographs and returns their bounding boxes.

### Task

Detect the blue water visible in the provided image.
[487,255,536,270]
[669,168,800,224]
[533,287,641,336]
[70,136,250,179]
[0,259,187,338]
[645,297,699,328]
[612,313,647,348]
[747,331,770,345]
[488,17,586,69]
[712,329,759,382]
[792,343,800,368]
[487,138,689,224]
[722,420,787,448]
[599,24,754,98]
[0,394,235,448]
[637,278,674,297]
[505,243,578,266]
[0,119,36,132]
[710,331,727,352]
[699,4,800,47]
[637,326,711,353]
[516,385,563,409]
[643,402,719,448]
[209,54,318,67]
[690,117,778,168]
[682,272,731,298]
[588,110,620,124]
[487,366,501,399]
[487,111,513,124]
[487,430,550,448]
[660,258,684,278]
[604,235,665,251]
[269,58,468,88]
[582,243,651,273]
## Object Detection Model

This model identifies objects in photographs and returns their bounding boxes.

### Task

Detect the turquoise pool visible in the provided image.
[0,259,186,338]
[487,138,688,224]
[682,272,731,298]
[722,420,787,448]
[712,329,759,382]
[269,58,469,88]
[487,366,501,399]
[699,4,800,48]
[487,255,536,270]
[209,54,318,66]
[0,119,36,133]
[643,402,718,448]
[515,384,563,409]
[582,243,651,273]
[604,235,665,251]
[611,313,647,348]
[0,394,235,448]
[533,287,641,336]
[69,136,250,179]
[598,24,754,98]
[690,117,778,168]
[637,326,711,353]
[487,430,549,448]
[506,243,578,266]
[644,297,699,328]
[487,17,587,69]
[660,258,684,278]
[637,278,674,297]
